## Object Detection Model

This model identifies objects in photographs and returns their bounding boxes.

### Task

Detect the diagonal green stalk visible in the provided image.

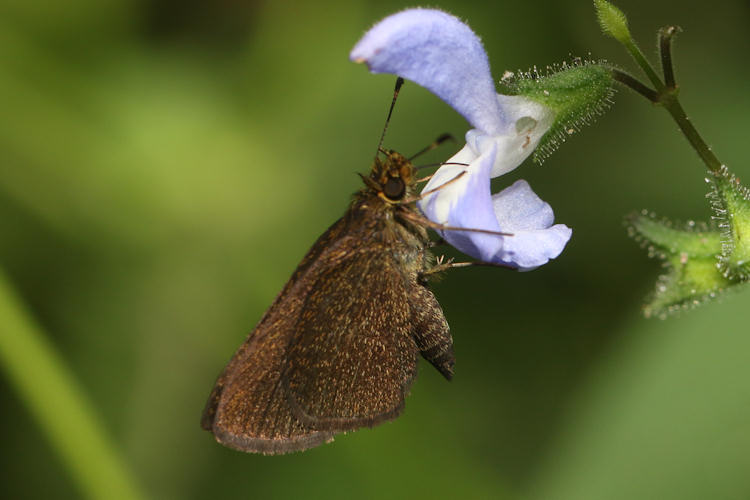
[660,94,723,174]
[611,69,659,102]
[621,38,665,92]
[0,269,146,500]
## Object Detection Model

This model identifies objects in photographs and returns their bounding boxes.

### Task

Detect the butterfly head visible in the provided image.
[360,150,417,205]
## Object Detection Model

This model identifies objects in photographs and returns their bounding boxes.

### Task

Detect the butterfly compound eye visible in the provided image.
[383,177,406,200]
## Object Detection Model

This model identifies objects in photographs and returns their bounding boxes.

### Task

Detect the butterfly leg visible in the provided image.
[418,255,454,283]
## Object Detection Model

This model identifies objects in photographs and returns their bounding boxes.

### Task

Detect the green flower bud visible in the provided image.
[628,212,732,318]
[499,61,615,163]
[708,166,750,279]
[593,0,632,45]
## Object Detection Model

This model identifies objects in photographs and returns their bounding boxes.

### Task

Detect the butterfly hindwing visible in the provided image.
[284,250,419,430]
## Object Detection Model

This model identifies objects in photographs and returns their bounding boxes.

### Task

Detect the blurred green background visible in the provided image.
[1,0,749,499]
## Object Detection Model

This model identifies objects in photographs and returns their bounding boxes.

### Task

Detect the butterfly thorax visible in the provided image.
[350,151,429,251]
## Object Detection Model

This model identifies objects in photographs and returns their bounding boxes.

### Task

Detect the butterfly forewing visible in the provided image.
[201,219,353,454]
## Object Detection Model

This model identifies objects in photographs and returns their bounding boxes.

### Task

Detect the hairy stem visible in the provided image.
[661,96,723,174]
[611,69,659,102]
[623,38,665,92]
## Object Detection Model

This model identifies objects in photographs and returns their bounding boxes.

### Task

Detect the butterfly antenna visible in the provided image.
[408,133,455,161]
[375,77,404,159]
[415,161,469,173]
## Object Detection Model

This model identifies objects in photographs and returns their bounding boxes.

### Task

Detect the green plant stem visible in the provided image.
[611,69,659,102]
[0,269,146,500]
[659,26,679,89]
[623,39,665,92]
[661,97,723,174]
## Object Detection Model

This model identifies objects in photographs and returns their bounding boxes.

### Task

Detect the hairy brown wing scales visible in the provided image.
[201,218,354,454]
[202,209,453,454]
[284,254,418,430]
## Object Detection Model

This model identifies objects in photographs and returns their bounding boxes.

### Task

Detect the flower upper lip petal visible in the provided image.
[350,8,507,135]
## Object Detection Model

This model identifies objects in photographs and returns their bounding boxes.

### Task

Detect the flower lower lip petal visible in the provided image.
[497,224,573,269]
[492,180,556,231]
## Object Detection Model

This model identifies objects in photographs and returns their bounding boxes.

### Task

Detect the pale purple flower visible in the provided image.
[351,8,571,269]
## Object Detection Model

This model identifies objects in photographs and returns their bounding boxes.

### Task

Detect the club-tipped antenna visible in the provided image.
[375,77,404,159]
